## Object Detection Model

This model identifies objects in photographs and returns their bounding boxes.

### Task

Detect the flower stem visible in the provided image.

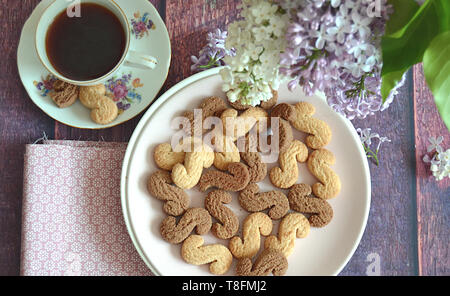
[198,53,221,69]
[345,70,376,99]
[363,144,380,166]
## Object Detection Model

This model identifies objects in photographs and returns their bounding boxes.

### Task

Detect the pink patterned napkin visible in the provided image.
[21,140,153,276]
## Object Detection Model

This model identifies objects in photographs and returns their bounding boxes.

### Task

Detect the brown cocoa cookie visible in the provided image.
[228,90,278,111]
[269,118,293,154]
[202,96,228,116]
[160,208,212,244]
[240,152,267,183]
[147,171,190,217]
[228,99,251,111]
[237,125,260,154]
[205,190,239,239]
[198,162,250,192]
[239,183,289,220]
[288,184,333,228]
[183,96,228,135]
[49,80,79,108]
[182,109,202,136]
[270,103,296,122]
[236,249,288,276]
[260,90,278,110]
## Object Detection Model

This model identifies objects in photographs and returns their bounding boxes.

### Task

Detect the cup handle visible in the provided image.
[124,50,158,70]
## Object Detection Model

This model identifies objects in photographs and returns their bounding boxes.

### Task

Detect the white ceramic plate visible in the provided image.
[17,0,171,129]
[121,67,371,276]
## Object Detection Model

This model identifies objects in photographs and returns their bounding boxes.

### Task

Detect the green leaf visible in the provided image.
[423,31,450,130]
[381,0,450,101]
[385,0,420,36]
[380,70,406,100]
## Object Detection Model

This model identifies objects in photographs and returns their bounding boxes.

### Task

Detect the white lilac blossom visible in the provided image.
[219,0,289,106]
[423,136,450,181]
[195,0,406,121]
[357,128,391,166]
[279,0,403,120]
[191,29,235,72]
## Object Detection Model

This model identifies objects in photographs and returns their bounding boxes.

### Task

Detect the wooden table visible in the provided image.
[0,0,448,276]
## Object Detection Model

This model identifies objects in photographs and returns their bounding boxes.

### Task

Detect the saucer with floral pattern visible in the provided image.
[17,0,171,129]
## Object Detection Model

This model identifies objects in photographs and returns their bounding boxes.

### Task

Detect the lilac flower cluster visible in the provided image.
[191,29,235,72]
[279,0,403,120]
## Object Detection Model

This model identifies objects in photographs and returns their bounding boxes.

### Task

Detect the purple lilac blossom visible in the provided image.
[191,29,235,72]
[279,0,401,120]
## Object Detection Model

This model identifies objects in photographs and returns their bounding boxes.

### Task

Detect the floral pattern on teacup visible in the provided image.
[131,12,155,39]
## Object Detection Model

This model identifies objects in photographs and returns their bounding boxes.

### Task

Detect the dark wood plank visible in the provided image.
[54,0,165,142]
[340,70,419,276]
[412,64,450,276]
[165,0,240,85]
[0,0,55,276]
[54,115,144,142]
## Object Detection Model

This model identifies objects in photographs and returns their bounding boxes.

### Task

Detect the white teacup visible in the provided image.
[35,0,158,86]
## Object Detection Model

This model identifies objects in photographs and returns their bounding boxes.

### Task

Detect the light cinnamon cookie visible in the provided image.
[229,212,273,259]
[307,149,341,199]
[272,102,332,149]
[181,235,233,275]
[79,84,106,109]
[264,213,310,257]
[212,135,240,171]
[292,102,332,149]
[154,143,185,171]
[90,95,118,125]
[171,141,215,189]
[221,107,268,140]
[269,140,308,189]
